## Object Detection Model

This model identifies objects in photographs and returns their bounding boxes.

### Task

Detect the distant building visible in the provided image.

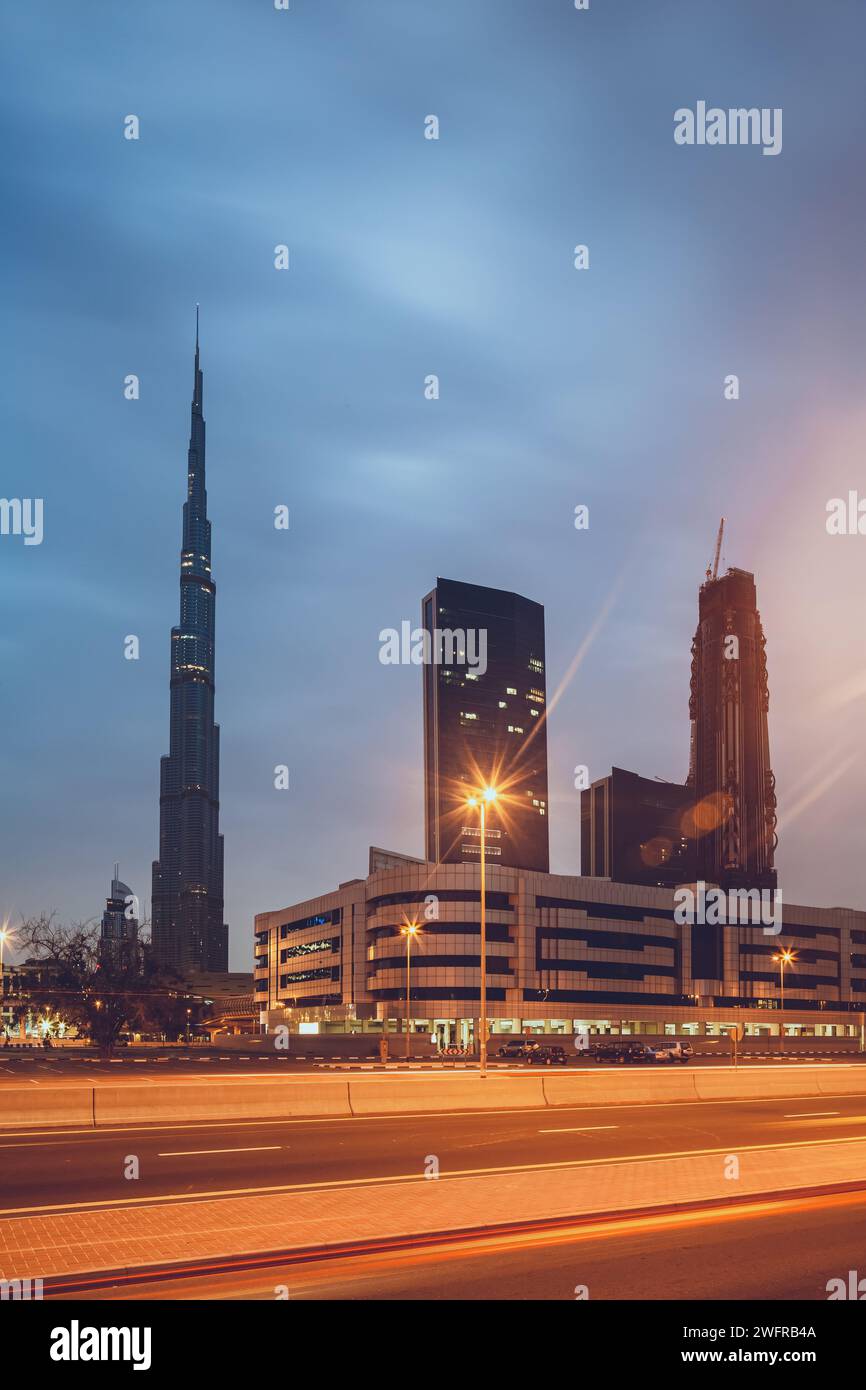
[422,578,549,872]
[581,767,696,888]
[184,971,254,1002]
[99,867,141,970]
[687,566,778,891]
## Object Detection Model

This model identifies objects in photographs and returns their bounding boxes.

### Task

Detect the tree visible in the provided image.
[13,914,193,1054]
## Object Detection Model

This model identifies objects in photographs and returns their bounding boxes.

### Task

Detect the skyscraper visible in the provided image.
[151,317,228,974]
[687,566,778,892]
[99,867,141,971]
[580,766,696,888]
[422,578,549,871]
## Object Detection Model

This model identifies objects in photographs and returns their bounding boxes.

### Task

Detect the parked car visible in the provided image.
[649,1041,693,1064]
[591,1040,638,1063]
[528,1045,569,1066]
[497,1038,540,1059]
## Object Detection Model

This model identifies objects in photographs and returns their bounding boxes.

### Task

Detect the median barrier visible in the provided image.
[0,1086,93,1129]
[692,1066,826,1102]
[816,1068,866,1097]
[5,1063,866,1132]
[542,1068,700,1107]
[348,1073,547,1115]
[93,1078,353,1126]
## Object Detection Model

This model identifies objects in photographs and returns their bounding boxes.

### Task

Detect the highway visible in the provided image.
[4,1090,866,1213]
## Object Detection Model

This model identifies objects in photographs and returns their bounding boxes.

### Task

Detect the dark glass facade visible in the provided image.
[422,579,549,871]
[580,766,696,888]
[151,326,228,974]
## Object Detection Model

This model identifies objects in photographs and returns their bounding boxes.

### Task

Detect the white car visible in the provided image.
[650,1041,693,1064]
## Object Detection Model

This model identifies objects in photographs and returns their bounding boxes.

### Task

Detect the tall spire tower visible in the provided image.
[687,564,778,891]
[152,315,228,974]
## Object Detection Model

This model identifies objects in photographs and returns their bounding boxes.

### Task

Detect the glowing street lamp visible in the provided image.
[400,921,421,1059]
[0,924,11,1027]
[772,947,797,1054]
[466,785,498,1078]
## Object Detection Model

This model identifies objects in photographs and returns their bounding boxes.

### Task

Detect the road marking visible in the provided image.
[784,1111,840,1118]
[157,1145,282,1157]
[538,1125,619,1133]
[5,1131,866,1218]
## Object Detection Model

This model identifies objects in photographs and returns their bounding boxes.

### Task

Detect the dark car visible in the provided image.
[591,1040,651,1063]
[497,1038,540,1059]
[528,1045,569,1066]
[591,1040,632,1063]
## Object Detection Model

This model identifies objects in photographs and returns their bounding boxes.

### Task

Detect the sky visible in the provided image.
[2,0,865,969]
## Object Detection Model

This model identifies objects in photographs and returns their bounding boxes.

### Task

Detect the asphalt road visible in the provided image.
[4,1090,866,1213]
[50,1186,866,1301]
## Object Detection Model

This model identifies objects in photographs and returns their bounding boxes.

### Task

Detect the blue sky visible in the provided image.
[3,0,866,967]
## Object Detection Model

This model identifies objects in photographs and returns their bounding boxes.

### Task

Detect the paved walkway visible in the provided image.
[2,1136,866,1283]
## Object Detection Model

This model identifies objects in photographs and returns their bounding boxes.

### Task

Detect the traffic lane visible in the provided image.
[3,1093,866,1211]
[49,1186,866,1301]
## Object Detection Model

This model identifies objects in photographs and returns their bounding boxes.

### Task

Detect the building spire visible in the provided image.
[192,304,203,413]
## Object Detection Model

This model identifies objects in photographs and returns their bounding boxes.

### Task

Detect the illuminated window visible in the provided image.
[506,687,517,695]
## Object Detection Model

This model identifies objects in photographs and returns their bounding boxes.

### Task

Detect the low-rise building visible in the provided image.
[254,850,864,1049]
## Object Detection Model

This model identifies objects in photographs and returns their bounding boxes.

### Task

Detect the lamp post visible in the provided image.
[467,785,498,1079]
[772,948,796,1055]
[400,922,420,1059]
[0,926,8,1036]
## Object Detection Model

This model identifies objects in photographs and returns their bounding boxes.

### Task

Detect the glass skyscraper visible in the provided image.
[422,578,549,872]
[151,319,228,974]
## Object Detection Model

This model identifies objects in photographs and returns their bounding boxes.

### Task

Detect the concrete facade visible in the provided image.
[254,858,865,1045]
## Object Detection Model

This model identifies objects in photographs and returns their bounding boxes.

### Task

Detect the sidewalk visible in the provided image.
[2,1136,866,1283]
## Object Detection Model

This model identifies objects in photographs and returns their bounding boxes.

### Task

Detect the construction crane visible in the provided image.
[706,517,725,582]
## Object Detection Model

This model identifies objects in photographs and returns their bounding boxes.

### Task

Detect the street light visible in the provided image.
[772,948,797,1054]
[186,1007,192,1044]
[467,785,498,1079]
[0,925,10,1036]
[400,921,421,1059]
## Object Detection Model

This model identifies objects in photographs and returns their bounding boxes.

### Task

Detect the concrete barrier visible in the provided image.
[692,1066,827,1102]
[348,1074,547,1114]
[93,1079,353,1126]
[816,1069,866,1098]
[0,1086,94,1129]
[543,1067,700,1107]
[5,1064,866,1131]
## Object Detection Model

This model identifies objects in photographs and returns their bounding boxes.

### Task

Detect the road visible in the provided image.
[4,1090,866,1212]
[47,1186,866,1301]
